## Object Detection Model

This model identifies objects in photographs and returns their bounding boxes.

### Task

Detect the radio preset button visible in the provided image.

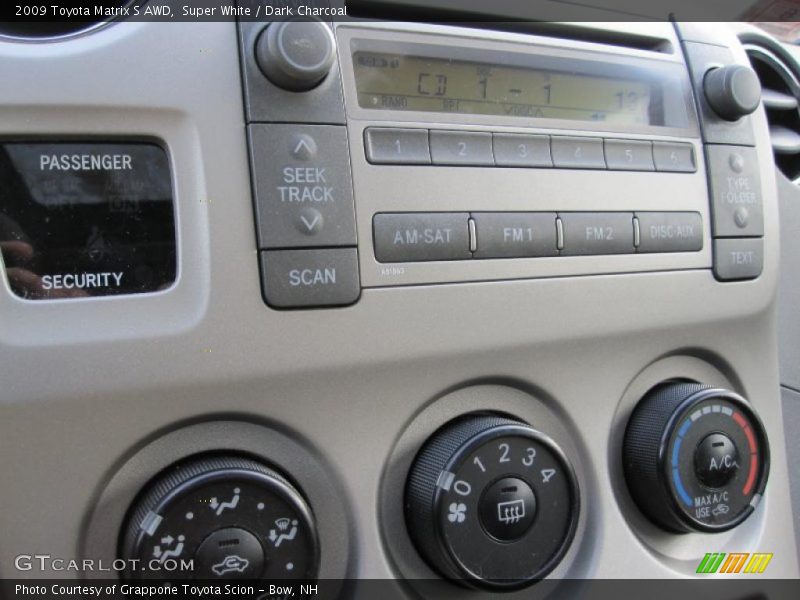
[551,136,606,169]
[365,127,431,165]
[652,142,697,173]
[559,212,634,255]
[492,133,552,167]
[472,213,558,259]
[706,145,763,237]
[261,248,360,308]
[604,139,655,171]
[250,124,357,249]
[635,212,703,253]
[430,131,494,166]
[713,238,763,280]
[373,213,471,262]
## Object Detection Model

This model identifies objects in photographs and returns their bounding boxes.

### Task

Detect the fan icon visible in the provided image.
[447,502,467,523]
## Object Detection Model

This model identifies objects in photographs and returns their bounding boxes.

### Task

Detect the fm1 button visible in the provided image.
[478,477,537,541]
[195,527,265,579]
[261,247,360,309]
[694,433,740,489]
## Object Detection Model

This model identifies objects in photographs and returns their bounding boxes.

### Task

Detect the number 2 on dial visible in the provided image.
[499,443,511,463]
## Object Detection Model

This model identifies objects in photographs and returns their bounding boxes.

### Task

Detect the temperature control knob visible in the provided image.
[405,415,579,590]
[120,455,319,580]
[623,383,769,533]
[703,64,762,121]
[255,19,336,91]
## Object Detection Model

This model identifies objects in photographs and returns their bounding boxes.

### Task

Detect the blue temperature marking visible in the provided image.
[673,467,693,507]
[671,418,694,507]
[672,435,682,468]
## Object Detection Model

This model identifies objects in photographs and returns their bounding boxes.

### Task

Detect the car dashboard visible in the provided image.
[1,3,799,598]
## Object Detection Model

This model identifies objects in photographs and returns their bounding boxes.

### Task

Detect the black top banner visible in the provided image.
[1,0,800,24]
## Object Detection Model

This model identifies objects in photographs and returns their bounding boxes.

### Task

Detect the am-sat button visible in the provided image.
[373,213,471,262]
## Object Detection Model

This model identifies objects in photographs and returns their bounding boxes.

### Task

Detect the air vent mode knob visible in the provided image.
[120,455,319,580]
[255,19,336,91]
[405,415,579,590]
[623,383,770,533]
[703,64,762,121]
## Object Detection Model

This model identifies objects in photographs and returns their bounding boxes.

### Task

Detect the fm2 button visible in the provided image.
[250,124,358,249]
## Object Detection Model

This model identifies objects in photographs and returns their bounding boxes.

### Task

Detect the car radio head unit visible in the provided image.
[236,21,765,308]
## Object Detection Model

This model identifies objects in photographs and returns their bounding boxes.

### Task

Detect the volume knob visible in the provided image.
[255,19,336,92]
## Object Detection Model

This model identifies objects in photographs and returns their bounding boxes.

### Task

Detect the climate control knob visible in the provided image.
[623,383,769,532]
[120,455,319,580]
[405,415,579,590]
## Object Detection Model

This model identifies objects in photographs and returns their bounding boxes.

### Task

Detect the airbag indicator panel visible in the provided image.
[0,142,176,300]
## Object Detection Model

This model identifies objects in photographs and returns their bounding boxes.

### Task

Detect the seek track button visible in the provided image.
[250,124,357,249]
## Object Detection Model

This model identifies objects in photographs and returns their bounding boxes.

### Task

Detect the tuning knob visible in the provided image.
[623,383,769,533]
[703,64,762,121]
[405,415,579,590]
[255,19,336,91]
[120,455,319,580]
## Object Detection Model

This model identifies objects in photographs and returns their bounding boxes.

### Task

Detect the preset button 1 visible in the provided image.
[250,124,357,249]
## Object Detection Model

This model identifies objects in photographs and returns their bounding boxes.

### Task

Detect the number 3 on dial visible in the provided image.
[522,447,536,467]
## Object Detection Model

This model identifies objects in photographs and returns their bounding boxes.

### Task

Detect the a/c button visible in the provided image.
[261,248,360,308]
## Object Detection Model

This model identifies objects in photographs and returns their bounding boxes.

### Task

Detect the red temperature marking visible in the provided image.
[744,455,758,496]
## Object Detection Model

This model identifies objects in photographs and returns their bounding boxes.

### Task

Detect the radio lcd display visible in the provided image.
[354,51,666,126]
